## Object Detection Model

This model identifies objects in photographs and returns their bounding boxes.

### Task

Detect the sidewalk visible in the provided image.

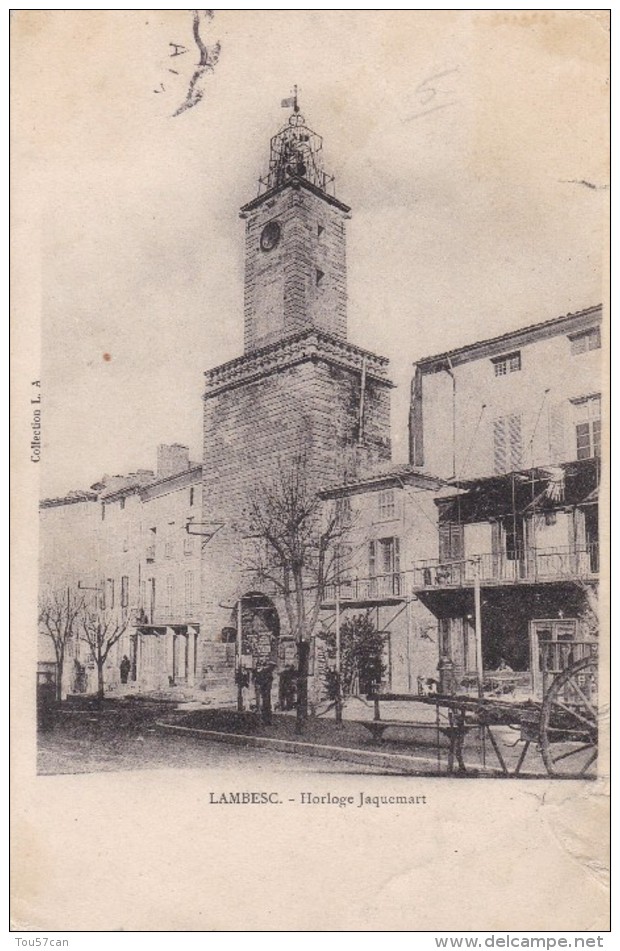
[158,705,547,777]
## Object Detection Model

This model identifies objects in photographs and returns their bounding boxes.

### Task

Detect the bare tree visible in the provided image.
[80,607,128,702]
[244,455,347,732]
[38,588,84,701]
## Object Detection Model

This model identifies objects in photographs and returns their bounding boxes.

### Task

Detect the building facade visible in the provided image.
[39,446,204,697]
[318,466,444,693]
[408,307,602,695]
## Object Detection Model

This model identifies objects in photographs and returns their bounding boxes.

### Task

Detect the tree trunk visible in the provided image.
[97,663,105,703]
[56,657,64,703]
[295,640,310,734]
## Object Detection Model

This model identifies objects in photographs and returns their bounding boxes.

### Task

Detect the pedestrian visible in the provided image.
[120,654,131,684]
[255,663,276,725]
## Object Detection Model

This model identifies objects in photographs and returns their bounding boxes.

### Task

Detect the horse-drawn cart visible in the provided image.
[369,643,599,778]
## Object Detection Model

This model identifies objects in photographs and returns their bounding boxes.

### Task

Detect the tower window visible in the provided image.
[316,268,325,286]
[189,486,195,507]
[317,224,325,238]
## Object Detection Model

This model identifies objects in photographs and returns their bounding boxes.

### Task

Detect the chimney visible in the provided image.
[157,444,190,479]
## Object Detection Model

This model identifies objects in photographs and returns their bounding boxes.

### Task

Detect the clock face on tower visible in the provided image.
[260,220,281,251]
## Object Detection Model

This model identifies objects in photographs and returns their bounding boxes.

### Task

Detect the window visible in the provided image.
[184,570,196,613]
[369,538,401,593]
[493,414,522,474]
[101,503,106,521]
[120,497,126,511]
[378,489,395,520]
[335,496,352,525]
[121,576,129,608]
[438,521,464,563]
[492,351,521,377]
[122,537,129,553]
[573,395,601,460]
[569,327,601,355]
[189,486,195,507]
[105,579,115,610]
[317,223,325,238]
[164,540,173,559]
[334,544,353,584]
[316,268,324,286]
[166,575,174,611]
[183,536,194,556]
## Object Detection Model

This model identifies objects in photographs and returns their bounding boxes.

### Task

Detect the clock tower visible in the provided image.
[200,98,393,668]
[241,110,349,351]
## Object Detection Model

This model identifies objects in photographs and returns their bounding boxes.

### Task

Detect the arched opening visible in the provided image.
[221,592,280,646]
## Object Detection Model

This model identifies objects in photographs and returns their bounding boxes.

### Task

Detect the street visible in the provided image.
[37,719,393,776]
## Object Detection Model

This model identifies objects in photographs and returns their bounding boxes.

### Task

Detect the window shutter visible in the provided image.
[368,541,376,577]
[439,522,463,561]
[493,417,507,474]
[547,402,566,464]
[439,523,451,563]
[451,523,464,560]
[508,414,522,470]
[393,537,401,573]
[493,415,522,473]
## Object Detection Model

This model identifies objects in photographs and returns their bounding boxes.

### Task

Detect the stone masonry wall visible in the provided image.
[201,355,391,644]
[243,185,348,352]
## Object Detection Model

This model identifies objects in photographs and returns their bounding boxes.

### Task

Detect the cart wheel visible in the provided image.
[540,656,598,778]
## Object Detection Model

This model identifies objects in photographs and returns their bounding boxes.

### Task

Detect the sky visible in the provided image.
[12,10,609,498]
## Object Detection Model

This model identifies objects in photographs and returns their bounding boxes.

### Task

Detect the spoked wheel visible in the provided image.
[540,656,598,778]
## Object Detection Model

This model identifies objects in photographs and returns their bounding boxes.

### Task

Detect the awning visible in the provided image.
[438,458,600,523]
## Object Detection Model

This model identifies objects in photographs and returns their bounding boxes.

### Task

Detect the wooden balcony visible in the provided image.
[321,572,406,609]
[412,544,599,591]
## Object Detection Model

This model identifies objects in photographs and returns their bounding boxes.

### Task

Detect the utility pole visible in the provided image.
[335,588,342,724]
[236,596,244,712]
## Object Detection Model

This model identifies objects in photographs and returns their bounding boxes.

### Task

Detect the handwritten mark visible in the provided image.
[172,10,221,117]
[560,179,609,191]
[404,67,460,122]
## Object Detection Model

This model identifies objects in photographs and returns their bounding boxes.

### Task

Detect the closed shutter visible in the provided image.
[508,414,522,469]
[547,402,566,464]
[368,541,376,578]
[493,417,507,474]
[439,522,464,562]
[493,415,522,473]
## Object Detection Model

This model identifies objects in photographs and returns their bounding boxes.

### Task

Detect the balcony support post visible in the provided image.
[473,559,484,700]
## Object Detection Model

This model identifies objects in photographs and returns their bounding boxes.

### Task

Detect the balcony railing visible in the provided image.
[322,572,404,605]
[413,544,599,589]
[153,604,201,625]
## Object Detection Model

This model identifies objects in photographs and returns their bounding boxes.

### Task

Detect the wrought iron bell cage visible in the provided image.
[258,113,336,197]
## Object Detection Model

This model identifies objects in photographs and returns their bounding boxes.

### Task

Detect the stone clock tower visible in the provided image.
[200,100,394,670]
[241,113,348,352]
